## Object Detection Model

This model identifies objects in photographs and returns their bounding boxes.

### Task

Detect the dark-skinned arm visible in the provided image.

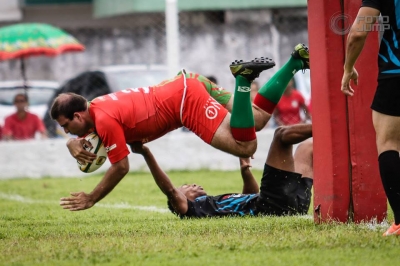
[130,142,188,215]
[59,157,130,211]
[239,157,259,194]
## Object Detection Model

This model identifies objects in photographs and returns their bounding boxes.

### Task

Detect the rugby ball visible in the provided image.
[77,132,107,173]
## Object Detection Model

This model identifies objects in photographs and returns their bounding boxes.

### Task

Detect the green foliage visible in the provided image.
[0,171,398,266]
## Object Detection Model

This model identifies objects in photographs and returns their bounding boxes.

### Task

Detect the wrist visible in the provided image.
[66,138,74,146]
[141,148,151,156]
[343,65,354,73]
[241,165,250,171]
[87,192,98,205]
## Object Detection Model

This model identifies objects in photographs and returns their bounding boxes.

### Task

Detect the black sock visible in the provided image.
[378,150,400,225]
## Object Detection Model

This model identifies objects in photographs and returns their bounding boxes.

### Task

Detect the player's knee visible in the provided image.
[296,139,313,158]
[236,141,257,157]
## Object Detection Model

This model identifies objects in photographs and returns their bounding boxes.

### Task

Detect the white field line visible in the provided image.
[0,192,391,228]
[0,192,169,213]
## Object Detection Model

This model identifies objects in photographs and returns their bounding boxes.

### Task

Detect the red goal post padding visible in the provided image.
[308,0,386,223]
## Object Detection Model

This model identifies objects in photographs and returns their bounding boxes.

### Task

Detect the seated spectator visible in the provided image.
[273,79,311,126]
[3,93,47,140]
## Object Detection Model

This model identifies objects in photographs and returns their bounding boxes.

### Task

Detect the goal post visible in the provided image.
[308,0,387,223]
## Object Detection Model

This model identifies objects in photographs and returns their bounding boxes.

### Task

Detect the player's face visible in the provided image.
[56,114,89,137]
[178,184,207,201]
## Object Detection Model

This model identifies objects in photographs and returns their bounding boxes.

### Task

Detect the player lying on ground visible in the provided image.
[55,44,309,211]
[131,123,313,217]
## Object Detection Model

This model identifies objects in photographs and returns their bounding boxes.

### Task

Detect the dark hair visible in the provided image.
[206,76,218,84]
[50,92,87,120]
[14,93,28,103]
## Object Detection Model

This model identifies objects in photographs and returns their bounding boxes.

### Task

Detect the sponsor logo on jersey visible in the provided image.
[109,93,118,100]
[105,144,117,153]
[203,97,222,120]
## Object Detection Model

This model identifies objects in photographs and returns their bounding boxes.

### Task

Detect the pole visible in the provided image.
[165,0,180,77]
[20,57,28,96]
[308,0,386,223]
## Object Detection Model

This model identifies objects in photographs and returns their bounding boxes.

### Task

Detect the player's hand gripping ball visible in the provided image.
[77,132,107,173]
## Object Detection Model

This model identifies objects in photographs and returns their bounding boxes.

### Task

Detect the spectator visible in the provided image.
[3,93,47,140]
[273,79,311,126]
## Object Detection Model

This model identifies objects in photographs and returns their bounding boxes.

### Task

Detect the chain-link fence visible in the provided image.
[0,5,310,140]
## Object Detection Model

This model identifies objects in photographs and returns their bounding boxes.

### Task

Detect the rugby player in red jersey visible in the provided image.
[52,44,309,211]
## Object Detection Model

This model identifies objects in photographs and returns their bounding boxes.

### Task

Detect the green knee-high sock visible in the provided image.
[254,57,303,114]
[230,75,256,141]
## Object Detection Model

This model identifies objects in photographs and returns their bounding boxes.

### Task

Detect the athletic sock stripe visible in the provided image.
[253,94,277,114]
[231,127,256,142]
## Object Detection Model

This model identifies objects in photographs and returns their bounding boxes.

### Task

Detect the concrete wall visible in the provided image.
[0,129,280,179]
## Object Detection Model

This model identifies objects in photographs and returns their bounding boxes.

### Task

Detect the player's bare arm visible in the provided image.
[342,7,380,96]
[239,157,259,194]
[59,157,130,211]
[66,138,97,164]
[130,142,188,214]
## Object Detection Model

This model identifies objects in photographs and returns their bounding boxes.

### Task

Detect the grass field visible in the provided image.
[1,170,398,266]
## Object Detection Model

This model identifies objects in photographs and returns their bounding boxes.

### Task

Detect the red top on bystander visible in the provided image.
[3,112,46,140]
[275,89,306,125]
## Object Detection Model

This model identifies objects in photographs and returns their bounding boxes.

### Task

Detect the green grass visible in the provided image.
[0,170,398,266]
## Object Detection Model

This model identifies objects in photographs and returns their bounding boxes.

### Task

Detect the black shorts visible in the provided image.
[255,164,313,216]
[371,77,400,116]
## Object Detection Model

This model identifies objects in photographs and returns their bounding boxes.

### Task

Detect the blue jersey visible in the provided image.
[362,0,400,78]
[181,193,259,218]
